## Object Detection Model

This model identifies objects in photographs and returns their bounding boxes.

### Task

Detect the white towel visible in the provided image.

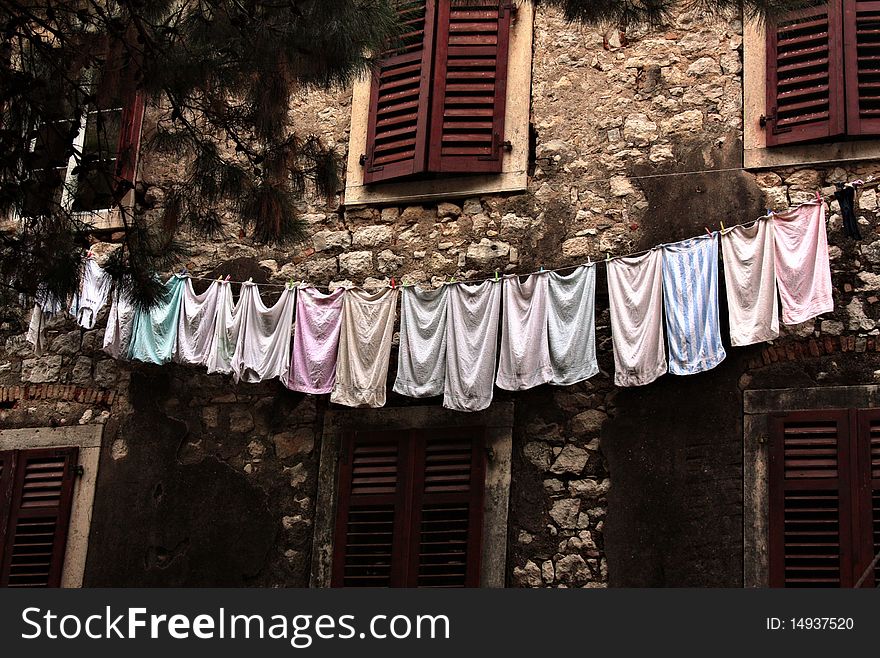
[772,201,834,325]
[285,286,345,395]
[444,280,502,412]
[70,259,112,329]
[607,250,667,387]
[26,290,65,355]
[331,288,399,408]
[206,282,242,375]
[393,286,448,398]
[102,291,136,360]
[496,273,553,391]
[548,265,599,385]
[720,220,779,346]
[175,278,224,366]
[231,283,296,383]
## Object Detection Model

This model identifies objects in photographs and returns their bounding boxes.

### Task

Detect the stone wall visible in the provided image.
[1,5,880,588]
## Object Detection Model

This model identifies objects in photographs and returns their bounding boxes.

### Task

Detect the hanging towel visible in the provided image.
[393,286,448,398]
[231,283,296,383]
[25,289,65,355]
[444,280,502,412]
[127,275,186,364]
[102,291,136,359]
[720,220,779,346]
[285,286,345,394]
[607,250,667,387]
[547,265,599,385]
[662,234,726,375]
[70,259,112,329]
[496,273,553,391]
[331,287,399,408]
[205,281,241,375]
[175,278,224,366]
[772,201,834,324]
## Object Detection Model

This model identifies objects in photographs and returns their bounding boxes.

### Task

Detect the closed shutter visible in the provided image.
[856,409,880,586]
[843,0,880,134]
[0,447,78,588]
[428,1,513,172]
[408,431,486,587]
[115,89,146,196]
[363,0,437,184]
[332,427,486,587]
[332,432,412,586]
[765,3,846,145]
[769,410,854,587]
[0,451,13,567]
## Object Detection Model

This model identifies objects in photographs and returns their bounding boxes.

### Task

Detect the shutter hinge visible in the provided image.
[760,107,791,135]
[479,132,509,161]
[485,445,495,463]
[359,153,367,166]
[74,464,84,478]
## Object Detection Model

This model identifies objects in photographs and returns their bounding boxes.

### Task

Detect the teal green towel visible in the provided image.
[127,275,186,364]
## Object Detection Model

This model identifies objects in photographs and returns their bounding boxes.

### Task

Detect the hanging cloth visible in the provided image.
[25,289,65,355]
[547,264,599,385]
[393,286,448,398]
[720,220,779,346]
[231,282,296,383]
[662,234,726,375]
[205,281,241,375]
[102,290,136,359]
[70,259,112,329]
[834,182,862,240]
[127,275,186,364]
[331,287,399,408]
[607,250,667,387]
[444,280,502,412]
[496,273,553,391]
[285,286,345,394]
[772,201,834,325]
[175,278,224,366]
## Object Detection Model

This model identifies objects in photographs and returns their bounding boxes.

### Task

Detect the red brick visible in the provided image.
[825,337,836,353]
[106,391,116,405]
[847,336,857,351]
[785,344,797,361]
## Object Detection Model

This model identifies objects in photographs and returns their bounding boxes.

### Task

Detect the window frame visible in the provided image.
[343,0,533,206]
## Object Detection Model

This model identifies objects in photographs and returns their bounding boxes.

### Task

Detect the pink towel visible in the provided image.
[284,287,344,394]
[772,201,834,325]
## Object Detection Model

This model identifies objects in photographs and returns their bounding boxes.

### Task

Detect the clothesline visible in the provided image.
[178,201,814,292]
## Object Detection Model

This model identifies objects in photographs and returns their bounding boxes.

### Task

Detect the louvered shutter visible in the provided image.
[843,0,880,134]
[0,448,78,588]
[363,0,437,184]
[769,410,855,587]
[428,1,513,172]
[115,89,146,196]
[332,432,412,587]
[765,3,846,145]
[856,409,880,586]
[0,451,13,568]
[408,430,486,587]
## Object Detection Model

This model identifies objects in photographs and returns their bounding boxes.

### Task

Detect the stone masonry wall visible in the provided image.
[1,5,880,587]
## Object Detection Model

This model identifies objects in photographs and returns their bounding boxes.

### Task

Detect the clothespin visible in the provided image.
[390,277,396,289]
[587,256,592,265]
[179,267,188,276]
[539,265,544,273]
[606,253,611,263]
[766,208,772,217]
[816,189,822,202]
[704,226,712,237]
[247,277,253,283]
[494,269,499,282]
[720,221,726,231]
[224,275,231,282]
[448,275,455,284]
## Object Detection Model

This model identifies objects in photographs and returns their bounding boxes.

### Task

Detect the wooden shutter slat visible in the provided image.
[844,0,880,134]
[1,448,78,588]
[363,0,436,184]
[855,409,880,587]
[766,3,845,145]
[428,1,512,173]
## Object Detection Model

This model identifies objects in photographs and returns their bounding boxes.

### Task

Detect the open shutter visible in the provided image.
[0,447,78,588]
[844,0,880,134]
[114,89,146,197]
[332,432,412,587]
[408,429,486,587]
[765,3,846,145]
[769,410,854,587]
[428,1,513,173]
[856,409,880,586]
[363,0,437,184]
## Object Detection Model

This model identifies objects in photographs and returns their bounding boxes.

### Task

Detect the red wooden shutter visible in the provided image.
[428,1,513,173]
[769,410,854,587]
[0,451,13,567]
[765,3,846,145]
[0,447,78,588]
[407,430,486,587]
[363,0,437,184]
[856,409,880,586]
[843,0,880,134]
[332,432,412,586]
[115,89,146,195]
